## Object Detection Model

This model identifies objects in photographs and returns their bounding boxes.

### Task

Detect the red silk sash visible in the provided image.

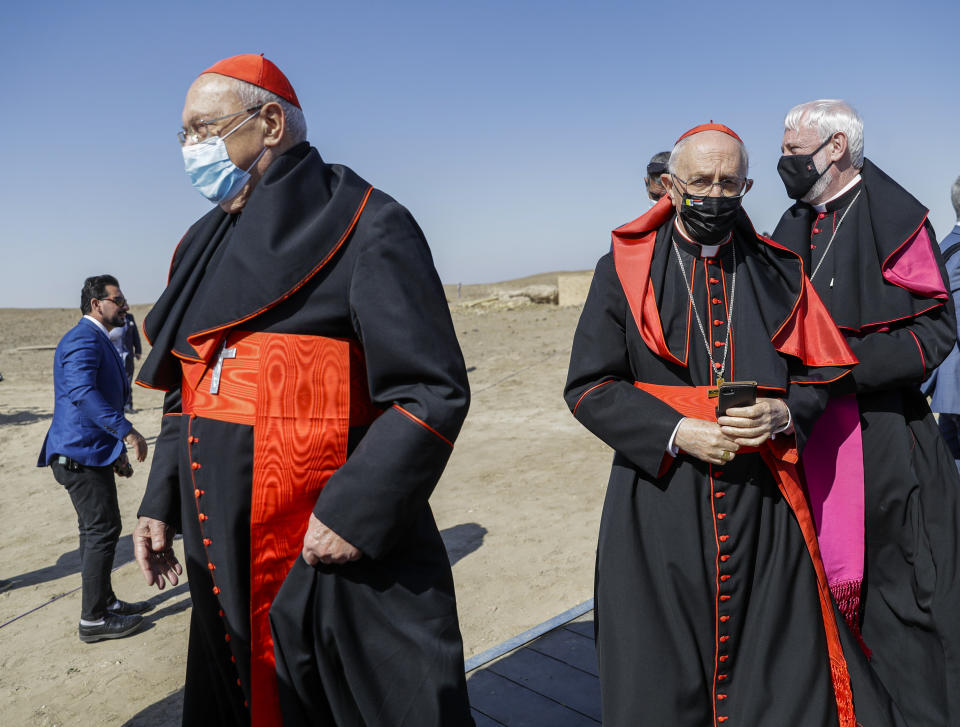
[634,382,856,727]
[182,330,379,726]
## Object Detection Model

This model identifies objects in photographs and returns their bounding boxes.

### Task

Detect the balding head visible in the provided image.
[668,130,749,181]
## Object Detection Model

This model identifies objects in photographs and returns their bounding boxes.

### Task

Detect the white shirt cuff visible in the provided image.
[771,406,794,438]
[666,418,685,456]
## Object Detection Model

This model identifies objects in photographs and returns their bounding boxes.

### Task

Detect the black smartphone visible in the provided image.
[716,381,757,416]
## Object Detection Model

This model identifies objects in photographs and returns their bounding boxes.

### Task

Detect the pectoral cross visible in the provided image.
[708,377,725,398]
[209,341,236,395]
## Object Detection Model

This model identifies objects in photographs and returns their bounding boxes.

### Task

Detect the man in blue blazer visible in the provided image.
[38,275,151,642]
[923,177,960,463]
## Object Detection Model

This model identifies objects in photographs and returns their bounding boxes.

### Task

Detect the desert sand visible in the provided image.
[0,273,614,726]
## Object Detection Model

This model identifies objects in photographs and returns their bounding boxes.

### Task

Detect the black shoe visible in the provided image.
[78,613,144,643]
[0,578,14,593]
[107,598,154,616]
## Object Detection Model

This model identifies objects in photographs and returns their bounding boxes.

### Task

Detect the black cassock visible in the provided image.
[774,159,960,726]
[565,200,906,726]
[138,143,474,726]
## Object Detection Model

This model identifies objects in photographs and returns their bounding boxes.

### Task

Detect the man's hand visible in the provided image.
[113,452,134,478]
[124,427,148,462]
[133,516,182,589]
[302,513,362,566]
[675,418,741,465]
[718,397,791,448]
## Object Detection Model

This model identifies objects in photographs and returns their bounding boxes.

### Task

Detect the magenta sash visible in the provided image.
[802,394,867,647]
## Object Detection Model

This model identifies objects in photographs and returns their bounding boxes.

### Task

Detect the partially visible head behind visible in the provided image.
[784,99,863,169]
[952,176,960,219]
[645,151,671,201]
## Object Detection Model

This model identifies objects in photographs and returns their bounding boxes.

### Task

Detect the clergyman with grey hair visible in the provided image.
[774,98,960,725]
[132,54,475,725]
[923,177,960,460]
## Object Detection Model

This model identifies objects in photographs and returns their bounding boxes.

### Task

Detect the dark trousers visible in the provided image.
[51,460,121,621]
[123,355,134,410]
[938,412,960,461]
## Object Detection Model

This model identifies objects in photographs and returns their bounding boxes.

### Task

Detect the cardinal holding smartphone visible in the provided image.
[564,123,903,726]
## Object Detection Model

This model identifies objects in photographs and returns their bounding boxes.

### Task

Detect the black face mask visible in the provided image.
[677,193,743,245]
[777,137,833,200]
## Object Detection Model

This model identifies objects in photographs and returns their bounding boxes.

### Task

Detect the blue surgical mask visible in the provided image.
[181,110,266,203]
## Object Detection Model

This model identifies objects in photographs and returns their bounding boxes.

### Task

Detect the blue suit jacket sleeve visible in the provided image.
[63,326,132,440]
[923,227,960,407]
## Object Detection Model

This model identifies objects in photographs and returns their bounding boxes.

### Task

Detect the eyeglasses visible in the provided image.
[672,173,749,198]
[97,296,127,307]
[177,104,264,146]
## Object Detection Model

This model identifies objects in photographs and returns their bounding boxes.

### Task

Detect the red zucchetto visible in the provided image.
[201,53,301,109]
[675,122,742,145]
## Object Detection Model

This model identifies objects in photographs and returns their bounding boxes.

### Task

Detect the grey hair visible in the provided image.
[784,99,863,169]
[668,134,749,177]
[952,176,960,218]
[232,78,308,145]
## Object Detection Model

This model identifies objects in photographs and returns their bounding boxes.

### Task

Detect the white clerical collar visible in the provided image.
[812,174,863,213]
[83,314,109,336]
[673,218,729,258]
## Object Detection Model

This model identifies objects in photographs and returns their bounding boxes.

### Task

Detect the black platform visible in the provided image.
[466,604,600,726]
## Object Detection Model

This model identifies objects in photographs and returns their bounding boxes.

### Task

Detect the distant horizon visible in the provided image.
[1,267,597,311]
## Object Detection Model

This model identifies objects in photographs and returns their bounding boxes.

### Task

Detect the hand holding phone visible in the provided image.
[716,381,757,417]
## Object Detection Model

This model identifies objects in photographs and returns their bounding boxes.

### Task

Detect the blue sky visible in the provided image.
[3,0,958,308]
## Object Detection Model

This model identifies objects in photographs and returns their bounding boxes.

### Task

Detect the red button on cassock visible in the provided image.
[207,562,216,571]
[212,586,220,595]
[712,297,722,305]
[191,462,201,470]
[203,538,212,546]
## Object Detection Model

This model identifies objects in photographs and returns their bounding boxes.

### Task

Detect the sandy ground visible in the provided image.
[0,273,613,726]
